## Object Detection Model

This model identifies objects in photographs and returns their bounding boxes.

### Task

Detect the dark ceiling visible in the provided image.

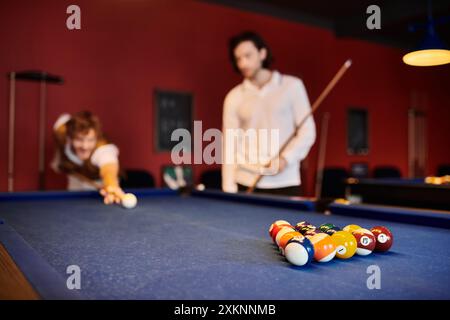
[206,0,450,50]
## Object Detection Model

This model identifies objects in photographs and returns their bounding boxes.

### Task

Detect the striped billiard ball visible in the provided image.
[284,236,314,266]
[308,233,336,262]
[352,228,376,256]
[278,231,303,255]
[275,226,296,246]
[271,224,294,242]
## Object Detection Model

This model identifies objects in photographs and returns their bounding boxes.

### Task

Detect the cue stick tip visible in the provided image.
[345,59,352,68]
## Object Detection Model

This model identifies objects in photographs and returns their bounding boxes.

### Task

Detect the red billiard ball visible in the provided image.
[371,226,393,252]
[274,226,296,245]
[271,223,293,242]
[352,228,376,256]
[269,220,290,237]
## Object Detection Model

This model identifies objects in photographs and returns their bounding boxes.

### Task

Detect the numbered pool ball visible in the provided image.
[324,225,341,236]
[371,226,393,252]
[343,224,362,233]
[352,228,376,256]
[284,236,314,266]
[275,226,297,246]
[271,224,294,243]
[278,231,303,255]
[308,233,336,262]
[319,223,335,233]
[331,231,357,259]
[269,221,291,238]
[297,224,317,236]
[294,221,311,230]
[269,220,292,239]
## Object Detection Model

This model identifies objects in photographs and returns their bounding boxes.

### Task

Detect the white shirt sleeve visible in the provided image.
[53,113,71,131]
[221,92,239,193]
[51,114,71,173]
[281,79,316,165]
[90,144,119,168]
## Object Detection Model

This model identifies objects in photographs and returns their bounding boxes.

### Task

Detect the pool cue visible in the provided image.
[8,72,16,192]
[246,59,352,194]
[314,112,330,198]
[38,78,47,190]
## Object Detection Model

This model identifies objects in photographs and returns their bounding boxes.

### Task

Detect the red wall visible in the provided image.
[1,0,449,194]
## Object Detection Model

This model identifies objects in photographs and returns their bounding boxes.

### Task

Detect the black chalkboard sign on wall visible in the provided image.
[154,90,193,152]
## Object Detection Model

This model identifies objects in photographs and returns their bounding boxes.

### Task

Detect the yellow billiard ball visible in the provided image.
[331,231,357,259]
[343,224,362,233]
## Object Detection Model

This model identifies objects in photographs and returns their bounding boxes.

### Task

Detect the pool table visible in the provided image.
[346,178,450,211]
[1,189,449,300]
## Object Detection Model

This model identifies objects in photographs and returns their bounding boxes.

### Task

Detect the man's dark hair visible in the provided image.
[67,110,103,139]
[228,31,273,73]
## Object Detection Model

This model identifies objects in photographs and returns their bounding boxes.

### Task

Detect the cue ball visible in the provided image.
[122,193,137,209]
[371,226,393,252]
[196,184,205,191]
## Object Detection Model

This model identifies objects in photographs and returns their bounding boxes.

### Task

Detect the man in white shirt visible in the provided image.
[52,111,125,204]
[222,31,316,196]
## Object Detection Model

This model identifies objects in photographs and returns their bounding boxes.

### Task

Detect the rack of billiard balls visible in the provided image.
[268,220,393,267]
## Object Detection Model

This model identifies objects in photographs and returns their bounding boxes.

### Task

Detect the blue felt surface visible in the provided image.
[0,223,82,299]
[1,193,450,300]
[192,189,316,211]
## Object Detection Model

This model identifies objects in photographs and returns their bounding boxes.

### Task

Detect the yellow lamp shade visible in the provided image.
[403,49,450,66]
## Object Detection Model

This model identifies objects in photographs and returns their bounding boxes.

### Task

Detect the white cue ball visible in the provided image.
[196,184,205,191]
[122,193,137,209]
